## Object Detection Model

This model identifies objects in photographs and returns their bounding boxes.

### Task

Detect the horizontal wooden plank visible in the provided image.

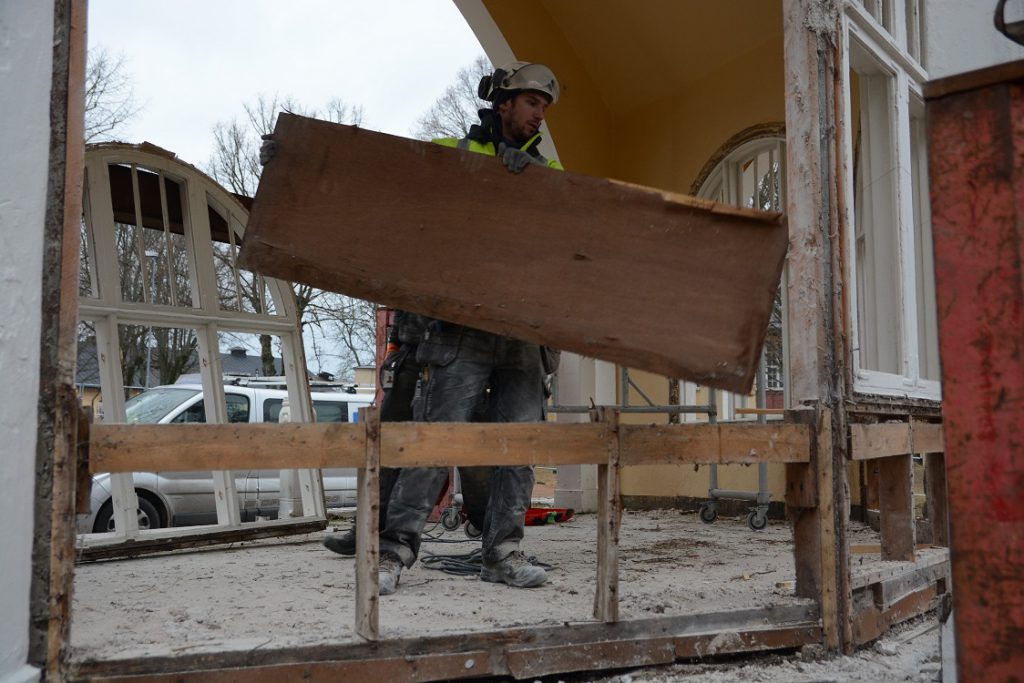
[380,422,610,467]
[911,421,944,453]
[89,423,363,473]
[71,604,821,682]
[81,651,495,683]
[89,421,810,474]
[619,423,811,465]
[849,423,912,460]
[674,625,821,658]
[239,113,787,394]
[77,519,328,562]
[852,584,939,647]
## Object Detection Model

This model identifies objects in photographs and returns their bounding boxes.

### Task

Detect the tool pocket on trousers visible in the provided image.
[415,329,462,367]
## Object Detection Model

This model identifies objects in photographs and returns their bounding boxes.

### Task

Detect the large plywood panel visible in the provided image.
[240,114,787,393]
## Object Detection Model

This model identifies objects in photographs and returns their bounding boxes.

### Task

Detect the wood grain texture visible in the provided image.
[89,422,810,474]
[878,454,915,562]
[849,423,912,460]
[239,113,787,394]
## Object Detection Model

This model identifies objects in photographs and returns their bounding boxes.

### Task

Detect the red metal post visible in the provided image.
[926,61,1024,682]
[373,307,394,407]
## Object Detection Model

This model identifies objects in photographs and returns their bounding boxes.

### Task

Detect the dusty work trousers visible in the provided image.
[373,344,420,530]
[379,326,545,567]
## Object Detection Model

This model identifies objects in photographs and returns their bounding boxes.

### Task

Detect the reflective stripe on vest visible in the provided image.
[434,135,563,171]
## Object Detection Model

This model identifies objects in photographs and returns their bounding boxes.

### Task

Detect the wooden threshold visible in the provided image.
[69,603,821,682]
[88,421,812,474]
[76,519,327,563]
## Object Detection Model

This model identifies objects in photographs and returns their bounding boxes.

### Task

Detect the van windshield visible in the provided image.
[125,387,200,424]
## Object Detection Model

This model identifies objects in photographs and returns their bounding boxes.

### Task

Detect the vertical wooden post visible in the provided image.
[29,0,86,678]
[592,407,621,623]
[783,0,852,652]
[924,453,949,547]
[355,406,381,641]
[927,62,1024,682]
[878,454,915,561]
[786,408,840,650]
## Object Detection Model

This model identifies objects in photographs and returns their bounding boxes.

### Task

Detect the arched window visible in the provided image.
[695,127,787,418]
[79,143,324,544]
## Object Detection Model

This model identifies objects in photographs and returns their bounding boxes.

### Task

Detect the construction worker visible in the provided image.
[322,310,496,556]
[375,61,562,595]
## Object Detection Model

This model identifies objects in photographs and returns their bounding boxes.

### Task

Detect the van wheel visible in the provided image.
[93,495,164,533]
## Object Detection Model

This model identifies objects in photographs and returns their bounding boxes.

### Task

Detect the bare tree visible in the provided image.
[85,46,142,142]
[412,55,491,141]
[207,95,376,378]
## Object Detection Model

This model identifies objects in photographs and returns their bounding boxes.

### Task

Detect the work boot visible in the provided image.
[379,552,404,595]
[480,550,547,588]
[323,528,356,556]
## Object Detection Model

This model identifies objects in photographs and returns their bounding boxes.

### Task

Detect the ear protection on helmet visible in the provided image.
[477,68,509,101]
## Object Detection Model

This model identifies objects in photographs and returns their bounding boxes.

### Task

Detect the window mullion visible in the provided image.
[893,69,920,385]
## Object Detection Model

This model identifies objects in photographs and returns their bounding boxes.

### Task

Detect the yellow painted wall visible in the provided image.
[482,1,806,503]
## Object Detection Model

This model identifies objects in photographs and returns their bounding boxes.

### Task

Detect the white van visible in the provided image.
[77,382,373,534]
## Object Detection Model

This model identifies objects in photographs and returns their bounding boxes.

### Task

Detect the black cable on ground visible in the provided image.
[420,539,555,577]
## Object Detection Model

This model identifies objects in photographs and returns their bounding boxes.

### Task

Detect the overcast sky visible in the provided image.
[87,2,487,376]
[87,0,485,165]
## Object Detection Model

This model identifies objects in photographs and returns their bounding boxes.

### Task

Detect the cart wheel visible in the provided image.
[747,510,768,531]
[699,503,718,524]
[465,521,482,538]
[440,507,461,531]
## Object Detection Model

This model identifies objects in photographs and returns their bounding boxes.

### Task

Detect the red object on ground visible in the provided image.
[524,508,575,526]
[927,61,1024,682]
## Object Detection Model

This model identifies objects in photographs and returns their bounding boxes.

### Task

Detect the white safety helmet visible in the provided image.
[478,61,560,105]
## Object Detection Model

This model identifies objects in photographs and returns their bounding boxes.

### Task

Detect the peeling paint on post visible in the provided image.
[782,0,852,653]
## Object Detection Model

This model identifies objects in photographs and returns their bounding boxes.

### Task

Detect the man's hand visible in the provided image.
[259,134,275,166]
[497,142,536,174]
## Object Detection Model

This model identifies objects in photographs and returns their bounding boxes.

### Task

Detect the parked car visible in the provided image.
[77,382,373,534]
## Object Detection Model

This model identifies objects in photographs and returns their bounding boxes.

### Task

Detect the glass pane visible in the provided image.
[910,99,940,381]
[125,387,200,424]
[312,400,347,423]
[852,60,902,375]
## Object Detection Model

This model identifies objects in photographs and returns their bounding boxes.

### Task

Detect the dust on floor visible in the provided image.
[69,509,941,680]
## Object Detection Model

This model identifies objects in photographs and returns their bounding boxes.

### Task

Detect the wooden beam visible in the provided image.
[619,423,812,466]
[592,408,621,623]
[852,584,939,647]
[89,423,365,473]
[69,604,821,683]
[849,423,911,460]
[238,113,788,394]
[878,454,915,562]
[787,410,840,650]
[924,453,949,547]
[911,421,944,454]
[88,421,812,474]
[32,0,87,678]
[76,519,328,562]
[354,407,381,641]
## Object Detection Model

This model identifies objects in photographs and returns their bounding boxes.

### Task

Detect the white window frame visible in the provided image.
[840,1,940,400]
[697,135,789,418]
[79,144,326,546]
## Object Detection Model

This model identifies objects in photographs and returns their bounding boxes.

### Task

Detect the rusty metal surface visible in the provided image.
[928,66,1024,682]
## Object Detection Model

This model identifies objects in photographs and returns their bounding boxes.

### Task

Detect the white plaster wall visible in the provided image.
[925,0,1024,78]
[0,2,54,682]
